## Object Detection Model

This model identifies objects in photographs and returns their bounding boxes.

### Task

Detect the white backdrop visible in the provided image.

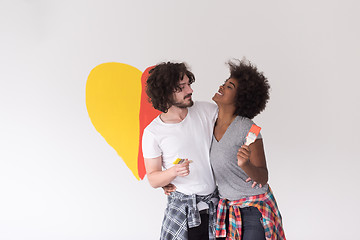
[1,0,360,239]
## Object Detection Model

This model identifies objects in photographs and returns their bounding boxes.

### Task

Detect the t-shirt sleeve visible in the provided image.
[197,101,218,125]
[142,129,162,158]
[209,103,218,125]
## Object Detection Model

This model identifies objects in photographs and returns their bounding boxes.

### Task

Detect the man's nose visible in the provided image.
[186,84,193,94]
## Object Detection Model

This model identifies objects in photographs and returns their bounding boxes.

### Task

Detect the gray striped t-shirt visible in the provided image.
[210,116,268,201]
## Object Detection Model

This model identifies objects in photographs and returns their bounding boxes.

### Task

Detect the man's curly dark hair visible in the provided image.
[146,62,195,113]
[229,59,270,119]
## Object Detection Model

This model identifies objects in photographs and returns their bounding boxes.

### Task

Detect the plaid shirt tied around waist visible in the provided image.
[216,187,285,240]
[160,190,219,240]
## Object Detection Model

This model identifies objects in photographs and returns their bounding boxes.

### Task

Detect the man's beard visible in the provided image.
[172,94,194,108]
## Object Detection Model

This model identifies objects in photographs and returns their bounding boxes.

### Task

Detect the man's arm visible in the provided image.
[145,156,190,188]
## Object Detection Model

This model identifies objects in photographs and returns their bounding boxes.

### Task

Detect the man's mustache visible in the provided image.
[184,94,192,99]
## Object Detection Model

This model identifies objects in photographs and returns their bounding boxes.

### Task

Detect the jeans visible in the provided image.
[188,210,209,240]
[217,206,265,240]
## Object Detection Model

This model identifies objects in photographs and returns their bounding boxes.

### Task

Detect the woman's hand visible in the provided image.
[236,139,268,186]
[237,145,251,168]
[162,183,177,195]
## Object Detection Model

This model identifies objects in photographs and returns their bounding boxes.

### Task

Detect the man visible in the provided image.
[142,62,218,240]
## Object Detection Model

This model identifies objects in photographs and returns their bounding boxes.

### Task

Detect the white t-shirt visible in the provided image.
[142,101,218,196]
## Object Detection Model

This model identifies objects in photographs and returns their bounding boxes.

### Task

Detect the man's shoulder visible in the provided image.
[143,115,161,132]
[192,101,217,112]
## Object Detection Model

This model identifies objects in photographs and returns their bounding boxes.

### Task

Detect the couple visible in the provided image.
[142,59,285,240]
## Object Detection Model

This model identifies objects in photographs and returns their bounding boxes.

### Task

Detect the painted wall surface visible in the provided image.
[1,0,359,239]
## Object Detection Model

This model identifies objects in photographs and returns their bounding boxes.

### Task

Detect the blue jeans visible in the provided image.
[217,206,265,240]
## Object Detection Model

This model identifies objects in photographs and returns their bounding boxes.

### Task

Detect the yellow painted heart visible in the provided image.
[86,63,160,180]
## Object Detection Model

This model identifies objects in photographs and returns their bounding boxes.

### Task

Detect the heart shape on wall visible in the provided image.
[86,63,160,180]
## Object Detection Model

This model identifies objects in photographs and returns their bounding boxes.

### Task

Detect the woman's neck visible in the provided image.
[216,105,236,127]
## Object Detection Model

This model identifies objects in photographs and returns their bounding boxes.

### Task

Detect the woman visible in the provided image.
[211,59,285,240]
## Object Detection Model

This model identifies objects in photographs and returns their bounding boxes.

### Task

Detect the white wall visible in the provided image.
[1,0,359,239]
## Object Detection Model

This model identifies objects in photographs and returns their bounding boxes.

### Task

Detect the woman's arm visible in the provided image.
[145,156,190,188]
[237,139,268,185]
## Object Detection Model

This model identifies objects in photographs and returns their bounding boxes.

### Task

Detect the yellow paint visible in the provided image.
[86,63,142,179]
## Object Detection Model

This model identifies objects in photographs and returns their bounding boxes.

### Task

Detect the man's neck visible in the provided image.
[160,106,189,124]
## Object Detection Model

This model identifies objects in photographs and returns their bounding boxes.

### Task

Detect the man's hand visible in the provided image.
[245,177,263,188]
[162,183,176,195]
[173,159,190,177]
